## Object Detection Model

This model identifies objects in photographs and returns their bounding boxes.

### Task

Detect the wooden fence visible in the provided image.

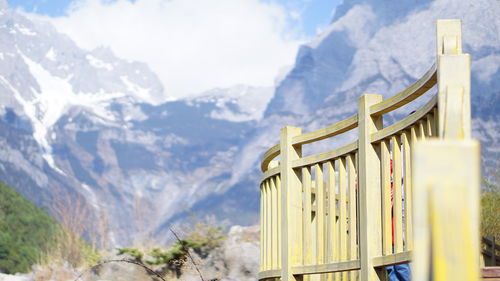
[482,237,500,267]
[259,19,481,281]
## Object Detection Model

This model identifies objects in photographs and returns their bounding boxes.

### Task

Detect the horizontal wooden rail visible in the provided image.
[483,249,500,260]
[292,260,361,275]
[261,144,280,172]
[371,94,437,143]
[258,269,281,279]
[369,64,437,116]
[483,237,500,251]
[291,114,358,146]
[373,251,412,267]
[291,141,358,168]
[261,166,280,182]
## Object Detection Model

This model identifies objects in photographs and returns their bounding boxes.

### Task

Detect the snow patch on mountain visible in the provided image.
[86,54,113,71]
[14,23,36,36]
[45,47,56,61]
[190,85,273,122]
[120,76,156,105]
[19,53,128,160]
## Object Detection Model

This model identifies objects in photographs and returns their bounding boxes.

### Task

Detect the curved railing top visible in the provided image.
[260,63,437,172]
[369,63,437,116]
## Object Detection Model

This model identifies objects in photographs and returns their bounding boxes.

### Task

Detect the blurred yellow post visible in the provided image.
[412,140,480,281]
[412,19,480,281]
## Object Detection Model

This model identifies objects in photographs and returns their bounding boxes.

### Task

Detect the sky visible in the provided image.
[7,0,341,99]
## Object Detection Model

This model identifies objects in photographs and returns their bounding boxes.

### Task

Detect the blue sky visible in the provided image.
[7,0,339,37]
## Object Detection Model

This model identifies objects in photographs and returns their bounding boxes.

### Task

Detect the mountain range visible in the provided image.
[0,0,498,246]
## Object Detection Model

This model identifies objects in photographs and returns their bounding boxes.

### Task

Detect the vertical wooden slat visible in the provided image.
[266,179,272,269]
[348,154,358,281]
[303,166,313,265]
[411,126,418,144]
[271,176,278,269]
[433,107,439,136]
[327,161,336,262]
[262,180,268,270]
[418,121,426,140]
[260,183,266,271]
[277,175,282,268]
[315,164,326,281]
[490,237,496,266]
[327,160,338,281]
[402,131,413,251]
[355,151,360,252]
[348,154,357,259]
[392,135,403,253]
[315,164,325,265]
[426,114,434,137]
[381,139,392,255]
[339,157,348,280]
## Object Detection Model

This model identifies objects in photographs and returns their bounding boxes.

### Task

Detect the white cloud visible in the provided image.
[36,0,304,99]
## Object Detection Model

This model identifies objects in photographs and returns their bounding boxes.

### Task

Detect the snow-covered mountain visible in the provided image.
[0,1,271,245]
[0,0,498,247]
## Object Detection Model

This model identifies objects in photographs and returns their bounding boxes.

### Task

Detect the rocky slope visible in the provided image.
[0,225,260,281]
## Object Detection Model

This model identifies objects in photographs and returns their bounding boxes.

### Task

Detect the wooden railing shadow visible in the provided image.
[259,19,482,281]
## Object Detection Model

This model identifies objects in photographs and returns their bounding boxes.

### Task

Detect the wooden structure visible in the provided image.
[259,19,482,281]
[482,237,500,267]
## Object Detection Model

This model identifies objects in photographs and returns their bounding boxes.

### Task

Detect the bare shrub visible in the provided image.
[41,192,100,268]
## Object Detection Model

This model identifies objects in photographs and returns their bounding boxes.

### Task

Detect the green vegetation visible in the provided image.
[0,182,58,274]
[481,170,500,241]
[117,221,226,275]
[0,182,100,274]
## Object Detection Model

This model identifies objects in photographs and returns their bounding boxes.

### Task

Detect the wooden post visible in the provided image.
[358,94,384,281]
[413,19,479,281]
[491,237,497,266]
[281,126,303,281]
[412,140,480,281]
[436,19,471,139]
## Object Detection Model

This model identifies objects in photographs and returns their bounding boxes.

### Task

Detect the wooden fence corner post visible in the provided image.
[436,19,471,139]
[281,126,303,281]
[358,94,384,281]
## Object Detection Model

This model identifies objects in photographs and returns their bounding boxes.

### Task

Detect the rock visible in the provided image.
[0,273,33,281]
[179,225,259,281]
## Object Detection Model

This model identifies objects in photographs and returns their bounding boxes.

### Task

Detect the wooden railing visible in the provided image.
[482,237,500,267]
[259,19,481,281]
